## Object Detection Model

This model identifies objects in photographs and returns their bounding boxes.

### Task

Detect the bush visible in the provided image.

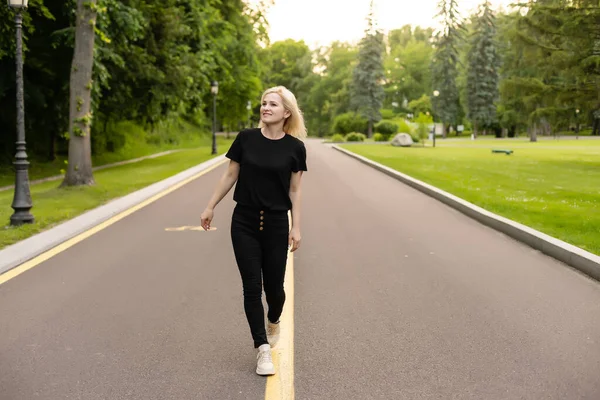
[414,112,433,145]
[408,95,432,116]
[375,121,398,135]
[380,109,395,120]
[345,132,366,142]
[397,119,413,134]
[330,133,345,142]
[332,113,368,134]
[373,133,387,142]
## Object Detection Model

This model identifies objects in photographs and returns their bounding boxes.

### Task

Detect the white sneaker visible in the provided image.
[256,344,275,376]
[267,321,281,347]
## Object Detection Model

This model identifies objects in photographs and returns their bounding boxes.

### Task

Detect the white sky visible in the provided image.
[252,0,516,49]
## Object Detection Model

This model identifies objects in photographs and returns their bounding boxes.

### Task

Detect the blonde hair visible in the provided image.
[258,86,307,140]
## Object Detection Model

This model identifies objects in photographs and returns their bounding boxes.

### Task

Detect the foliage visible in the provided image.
[0,0,269,167]
[330,133,345,142]
[415,112,433,143]
[394,118,413,134]
[332,112,367,135]
[408,94,432,117]
[1,0,599,170]
[500,0,600,138]
[374,121,398,135]
[373,133,386,142]
[466,0,501,134]
[385,26,434,111]
[350,0,385,137]
[431,0,466,133]
[380,109,395,119]
[345,132,366,142]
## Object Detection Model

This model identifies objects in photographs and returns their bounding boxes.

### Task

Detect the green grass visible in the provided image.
[341,139,600,256]
[0,137,231,249]
[0,119,215,187]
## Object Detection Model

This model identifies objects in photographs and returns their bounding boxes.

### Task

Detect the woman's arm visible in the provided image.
[288,170,303,252]
[200,160,240,230]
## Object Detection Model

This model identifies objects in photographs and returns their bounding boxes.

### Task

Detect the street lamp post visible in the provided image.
[210,81,218,155]
[8,0,34,226]
[432,90,440,148]
[575,109,580,140]
[247,101,252,128]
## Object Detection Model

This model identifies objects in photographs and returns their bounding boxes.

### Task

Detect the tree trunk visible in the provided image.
[529,123,538,142]
[367,119,373,138]
[541,118,551,137]
[61,0,97,187]
[473,122,478,138]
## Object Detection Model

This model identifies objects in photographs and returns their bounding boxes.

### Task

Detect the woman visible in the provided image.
[200,86,307,376]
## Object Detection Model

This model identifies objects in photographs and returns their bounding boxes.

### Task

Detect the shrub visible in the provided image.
[332,113,368,134]
[345,132,366,142]
[375,121,398,135]
[380,109,395,120]
[408,94,432,116]
[397,119,413,134]
[414,112,433,144]
[373,133,386,142]
[330,133,345,142]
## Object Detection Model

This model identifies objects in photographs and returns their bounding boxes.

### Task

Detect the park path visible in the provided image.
[1,139,599,399]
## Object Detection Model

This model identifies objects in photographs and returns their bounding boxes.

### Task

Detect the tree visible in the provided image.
[466,0,501,137]
[261,39,312,93]
[62,0,97,186]
[408,94,433,116]
[431,0,465,137]
[497,0,600,140]
[350,0,385,138]
[385,28,434,110]
[415,112,434,145]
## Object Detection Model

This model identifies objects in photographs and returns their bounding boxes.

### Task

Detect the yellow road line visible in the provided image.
[0,158,228,286]
[265,250,295,400]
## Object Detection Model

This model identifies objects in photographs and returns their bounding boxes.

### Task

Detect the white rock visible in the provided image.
[391,133,413,147]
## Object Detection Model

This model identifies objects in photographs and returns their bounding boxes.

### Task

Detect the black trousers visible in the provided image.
[230,204,289,348]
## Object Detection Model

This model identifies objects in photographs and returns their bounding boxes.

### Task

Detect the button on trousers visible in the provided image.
[230,204,290,348]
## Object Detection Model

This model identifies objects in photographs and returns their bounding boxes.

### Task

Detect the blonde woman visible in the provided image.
[200,86,307,376]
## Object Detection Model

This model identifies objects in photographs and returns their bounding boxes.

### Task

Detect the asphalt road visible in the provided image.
[1,139,600,399]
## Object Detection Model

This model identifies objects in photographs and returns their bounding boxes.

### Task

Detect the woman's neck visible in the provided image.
[261,124,286,139]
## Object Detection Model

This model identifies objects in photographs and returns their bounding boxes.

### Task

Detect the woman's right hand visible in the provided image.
[200,207,214,231]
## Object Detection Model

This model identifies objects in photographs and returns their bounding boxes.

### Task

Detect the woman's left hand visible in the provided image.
[288,227,301,252]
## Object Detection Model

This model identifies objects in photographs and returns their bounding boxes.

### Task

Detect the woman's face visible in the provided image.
[260,93,290,125]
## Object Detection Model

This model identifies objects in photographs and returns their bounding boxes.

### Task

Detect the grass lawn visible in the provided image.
[0,137,231,250]
[0,120,222,187]
[341,139,600,256]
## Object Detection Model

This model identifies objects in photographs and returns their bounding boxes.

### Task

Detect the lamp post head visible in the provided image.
[433,90,440,97]
[575,109,580,114]
[210,81,219,95]
[7,0,28,8]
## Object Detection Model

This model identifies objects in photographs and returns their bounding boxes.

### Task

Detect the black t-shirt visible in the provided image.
[225,128,307,211]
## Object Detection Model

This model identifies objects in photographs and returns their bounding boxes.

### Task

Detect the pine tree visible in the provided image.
[431,0,465,137]
[351,0,385,138]
[466,0,500,137]
[503,0,600,140]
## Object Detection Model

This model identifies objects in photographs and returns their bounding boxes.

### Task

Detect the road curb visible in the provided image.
[0,155,227,276]
[332,144,600,282]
